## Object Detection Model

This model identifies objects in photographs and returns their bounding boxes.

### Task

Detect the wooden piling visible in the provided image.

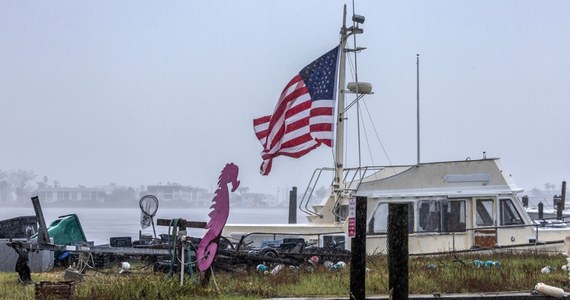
[561,181,567,212]
[388,203,409,300]
[288,187,297,224]
[349,196,367,300]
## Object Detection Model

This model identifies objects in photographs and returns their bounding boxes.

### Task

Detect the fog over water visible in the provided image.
[0,206,300,245]
[1,1,569,195]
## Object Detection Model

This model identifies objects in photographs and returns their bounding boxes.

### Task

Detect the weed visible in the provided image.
[0,252,568,299]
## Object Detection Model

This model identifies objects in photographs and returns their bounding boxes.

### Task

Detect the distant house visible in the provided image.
[237,193,270,208]
[34,187,107,203]
[146,184,210,206]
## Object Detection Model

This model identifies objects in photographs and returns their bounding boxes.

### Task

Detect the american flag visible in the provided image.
[254,46,339,175]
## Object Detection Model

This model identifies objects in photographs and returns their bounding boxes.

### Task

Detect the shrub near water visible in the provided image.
[0,252,568,299]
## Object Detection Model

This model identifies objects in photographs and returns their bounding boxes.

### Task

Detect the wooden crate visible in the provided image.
[35,281,75,300]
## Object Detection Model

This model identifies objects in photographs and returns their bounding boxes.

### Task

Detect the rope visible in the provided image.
[362,100,394,168]
[75,252,95,273]
[210,267,220,293]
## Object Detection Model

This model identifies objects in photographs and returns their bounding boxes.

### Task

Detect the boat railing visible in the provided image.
[443,221,569,253]
[299,166,386,218]
[229,231,346,251]
[299,167,335,217]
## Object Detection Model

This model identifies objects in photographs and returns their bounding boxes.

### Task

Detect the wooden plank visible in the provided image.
[156,219,207,229]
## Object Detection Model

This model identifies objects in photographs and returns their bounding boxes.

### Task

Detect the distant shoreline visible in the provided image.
[1,203,290,210]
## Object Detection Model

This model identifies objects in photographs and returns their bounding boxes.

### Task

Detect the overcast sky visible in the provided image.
[1,1,568,196]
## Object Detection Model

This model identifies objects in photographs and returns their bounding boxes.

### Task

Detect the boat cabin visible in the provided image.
[348,158,569,254]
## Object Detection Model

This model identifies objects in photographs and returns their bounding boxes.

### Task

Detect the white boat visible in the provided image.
[222,6,570,255]
[224,158,570,255]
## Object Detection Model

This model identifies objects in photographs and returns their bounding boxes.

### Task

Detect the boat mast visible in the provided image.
[334,5,366,195]
[334,5,348,193]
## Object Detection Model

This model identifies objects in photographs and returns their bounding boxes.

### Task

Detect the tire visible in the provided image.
[259,248,279,258]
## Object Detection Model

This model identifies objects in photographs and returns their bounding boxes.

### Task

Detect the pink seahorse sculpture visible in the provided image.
[196,163,240,272]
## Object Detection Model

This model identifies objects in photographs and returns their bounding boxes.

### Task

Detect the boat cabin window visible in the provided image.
[418,199,466,233]
[368,202,414,234]
[442,200,466,232]
[499,198,524,225]
[476,199,494,226]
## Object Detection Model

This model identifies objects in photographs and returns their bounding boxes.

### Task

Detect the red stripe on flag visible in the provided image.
[253,116,270,126]
[285,101,311,119]
[310,123,332,132]
[253,46,339,175]
[310,106,333,117]
[282,134,313,149]
[285,117,310,133]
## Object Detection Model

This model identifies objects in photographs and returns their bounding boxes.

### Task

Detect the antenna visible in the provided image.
[416,54,421,166]
[352,0,362,170]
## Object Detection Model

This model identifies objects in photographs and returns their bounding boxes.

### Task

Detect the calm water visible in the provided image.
[0,206,306,245]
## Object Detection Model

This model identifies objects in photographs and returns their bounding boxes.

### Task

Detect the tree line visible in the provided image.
[0,169,139,206]
[0,169,38,203]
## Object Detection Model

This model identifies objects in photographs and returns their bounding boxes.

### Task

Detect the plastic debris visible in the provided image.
[561,265,569,272]
[119,262,131,274]
[57,251,71,261]
[541,266,556,274]
[326,261,346,271]
[309,256,319,265]
[473,259,500,268]
[323,261,334,269]
[270,264,284,275]
[426,263,437,270]
[535,282,566,298]
[256,264,267,273]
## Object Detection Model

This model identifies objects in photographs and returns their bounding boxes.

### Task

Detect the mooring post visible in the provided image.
[288,187,297,224]
[522,195,529,208]
[388,203,409,299]
[561,181,567,214]
[538,202,544,219]
[349,196,367,300]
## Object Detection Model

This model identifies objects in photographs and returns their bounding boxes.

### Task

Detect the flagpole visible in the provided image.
[334,4,348,193]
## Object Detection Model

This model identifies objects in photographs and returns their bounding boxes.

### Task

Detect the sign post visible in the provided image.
[349,196,366,300]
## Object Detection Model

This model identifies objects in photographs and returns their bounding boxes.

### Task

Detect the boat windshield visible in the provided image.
[499,198,524,225]
[417,199,466,233]
[476,199,495,226]
[368,202,414,234]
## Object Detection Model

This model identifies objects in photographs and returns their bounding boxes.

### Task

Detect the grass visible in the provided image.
[1,251,569,299]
